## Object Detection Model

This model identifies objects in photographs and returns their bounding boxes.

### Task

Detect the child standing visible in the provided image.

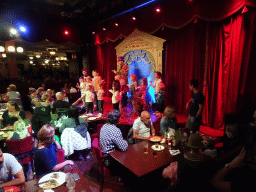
[139,78,148,106]
[109,80,121,111]
[129,74,137,115]
[73,84,95,115]
[97,83,105,115]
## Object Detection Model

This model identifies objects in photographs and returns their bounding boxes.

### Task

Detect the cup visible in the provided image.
[143,142,148,154]
[153,150,157,157]
[66,174,76,191]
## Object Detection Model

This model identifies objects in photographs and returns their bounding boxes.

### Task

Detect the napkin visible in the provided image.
[169,149,180,156]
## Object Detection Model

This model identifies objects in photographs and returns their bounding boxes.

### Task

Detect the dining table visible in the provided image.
[109,140,182,192]
[110,140,176,178]
[20,164,90,192]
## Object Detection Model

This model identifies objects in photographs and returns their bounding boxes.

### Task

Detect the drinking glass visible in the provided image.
[66,174,76,192]
[143,142,148,154]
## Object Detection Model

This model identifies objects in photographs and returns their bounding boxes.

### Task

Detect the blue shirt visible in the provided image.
[100,123,128,154]
[34,144,57,178]
[160,116,178,136]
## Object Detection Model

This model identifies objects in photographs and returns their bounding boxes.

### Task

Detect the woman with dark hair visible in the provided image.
[60,106,91,160]
[59,106,87,133]
[2,101,25,127]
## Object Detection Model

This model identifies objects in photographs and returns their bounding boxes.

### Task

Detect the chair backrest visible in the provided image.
[6,135,34,155]
[56,108,69,117]
[92,138,103,157]
[6,135,34,165]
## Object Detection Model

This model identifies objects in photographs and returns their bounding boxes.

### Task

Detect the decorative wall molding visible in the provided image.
[115,29,166,73]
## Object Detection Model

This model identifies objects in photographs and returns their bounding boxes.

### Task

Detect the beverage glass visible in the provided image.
[143,142,148,154]
[66,174,76,191]
[153,150,157,157]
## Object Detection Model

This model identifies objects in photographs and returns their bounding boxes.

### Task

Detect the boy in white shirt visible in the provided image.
[73,85,95,115]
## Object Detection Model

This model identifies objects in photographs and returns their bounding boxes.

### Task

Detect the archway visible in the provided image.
[115,29,166,103]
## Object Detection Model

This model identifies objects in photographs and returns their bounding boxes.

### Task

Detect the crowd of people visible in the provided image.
[0,67,255,192]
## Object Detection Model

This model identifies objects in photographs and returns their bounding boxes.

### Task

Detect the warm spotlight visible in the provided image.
[156,8,161,13]
[115,23,119,26]
[132,17,136,20]
[10,28,18,35]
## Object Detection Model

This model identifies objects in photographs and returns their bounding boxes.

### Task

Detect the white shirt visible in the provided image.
[97,89,104,101]
[0,153,22,184]
[7,91,20,100]
[80,82,86,94]
[154,79,163,94]
[61,128,91,156]
[81,91,95,103]
[112,91,120,104]
[132,117,152,138]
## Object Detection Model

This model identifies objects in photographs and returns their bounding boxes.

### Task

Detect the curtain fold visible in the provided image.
[204,11,256,129]
[90,7,256,130]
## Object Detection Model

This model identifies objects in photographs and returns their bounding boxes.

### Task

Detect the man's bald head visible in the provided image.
[141,111,151,125]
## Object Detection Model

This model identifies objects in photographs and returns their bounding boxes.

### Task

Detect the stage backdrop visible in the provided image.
[88,0,256,130]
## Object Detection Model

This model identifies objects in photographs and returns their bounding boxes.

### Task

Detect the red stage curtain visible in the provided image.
[204,11,256,129]
[89,39,123,97]
[163,23,206,116]
[90,1,256,130]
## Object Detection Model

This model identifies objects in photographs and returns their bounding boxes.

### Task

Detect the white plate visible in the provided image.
[151,145,165,151]
[88,117,97,121]
[39,172,66,189]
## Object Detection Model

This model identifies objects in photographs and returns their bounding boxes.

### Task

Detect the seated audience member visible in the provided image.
[36,87,44,100]
[46,89,55,103]
[5,84,23,108]
[23,88,36,112]
[132,111,155,140]
[34,124,74,178]
[221,123,242,154]
[2,101,25,127]
[60,106,91,160]
[59,106,88,133]
[162,133,215,192]
[0,148,25,188]
[160,106,178,136]
[61,83,70,94]
[100,109,128,154]
[52,92,71,114]
[212,147,256,191]
[31,99,51,138]
[69,83,78,93]
[136,92,144,117]
[41,93,52,107]
[7,119,29,140]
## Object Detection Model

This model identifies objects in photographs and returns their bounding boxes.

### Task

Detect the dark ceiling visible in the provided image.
[0,0,151,44]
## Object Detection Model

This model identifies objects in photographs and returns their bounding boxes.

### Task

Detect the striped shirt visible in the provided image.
[100,123,128,154]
